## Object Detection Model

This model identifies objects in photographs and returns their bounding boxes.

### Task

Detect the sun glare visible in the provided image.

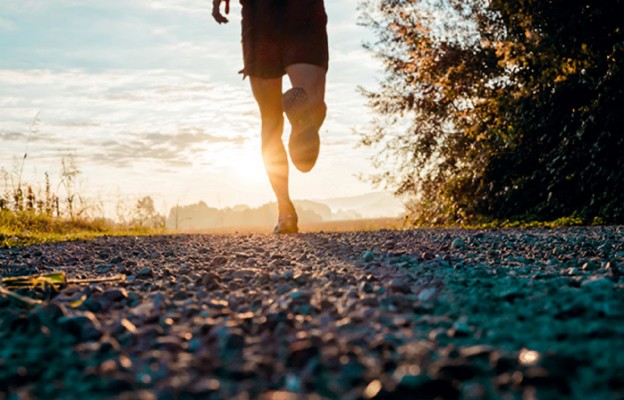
[233,145,267,184]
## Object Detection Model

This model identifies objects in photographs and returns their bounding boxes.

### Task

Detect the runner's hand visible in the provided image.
[212,0,230,24]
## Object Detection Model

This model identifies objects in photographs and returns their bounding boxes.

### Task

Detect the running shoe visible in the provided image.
[282,87,326,173]
[272,212,299,234]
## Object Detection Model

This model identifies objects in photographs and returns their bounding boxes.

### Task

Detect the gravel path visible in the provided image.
[1,227,623,399]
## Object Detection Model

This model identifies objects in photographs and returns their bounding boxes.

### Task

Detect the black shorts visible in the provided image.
[240,0,329,79]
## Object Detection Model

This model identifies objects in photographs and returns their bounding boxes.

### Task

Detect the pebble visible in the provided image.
[58,312,103,342]
[459,345,495,360]
[103,288,129,302]
[582,261,599,271]
[418,287,436,302]
[214,326,245,351]
[448,320,471,338]
[287,340,319,368]
[389,278,411,294]
[137,268,153,278]
[35,302,68,324]
[581,277,613,289]
[451,238,465,249]
[211,256,228,266]
[362,251,375,262]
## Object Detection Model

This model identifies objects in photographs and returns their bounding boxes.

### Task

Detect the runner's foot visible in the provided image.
[272,212,299,234]
[282,87,326,173]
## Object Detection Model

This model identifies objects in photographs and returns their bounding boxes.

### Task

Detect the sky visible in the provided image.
[0,0,392,218]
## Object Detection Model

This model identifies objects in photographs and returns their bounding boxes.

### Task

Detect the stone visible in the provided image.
[448,320,471,338]
[35,302,68,324]
[362,251,375,262]
[137,268,153,278]
[152,292,166,309]
[582,261,599,271]
[287,340,319,368]
[127,291,142,307]
[418,287,437,302]
[459,345,495,360]
[581,277,612,289]
[389,278,411,294]
[214,326,245,351]
[103,288,128,302]
[451,238,465,249]
[211,256,228,266]
[172,290,191,301]
[59,312,103,342]
[191,378,220,395]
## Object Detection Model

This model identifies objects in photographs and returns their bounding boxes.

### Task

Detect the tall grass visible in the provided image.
[1,154,162,247]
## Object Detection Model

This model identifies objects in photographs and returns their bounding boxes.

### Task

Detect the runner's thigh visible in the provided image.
[282,0,329,71]
[240,0,284,78]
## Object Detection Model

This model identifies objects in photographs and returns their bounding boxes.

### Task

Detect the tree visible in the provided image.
[133,196,164,229]
[360,0,624,224]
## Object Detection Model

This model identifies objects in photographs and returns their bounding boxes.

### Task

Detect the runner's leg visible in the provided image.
[283,64,327,172]
[285,63,327,114]
[249,76,296,217]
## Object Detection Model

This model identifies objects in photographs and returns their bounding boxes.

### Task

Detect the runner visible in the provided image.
[212,0,329,234]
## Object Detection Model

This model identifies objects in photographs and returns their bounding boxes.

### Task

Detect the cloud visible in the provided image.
[90,139,194,169]
[0,130,26,141]
[0,69,257,170]
[0,17,17,31]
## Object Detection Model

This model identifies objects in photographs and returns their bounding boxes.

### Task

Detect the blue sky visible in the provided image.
[0,0,400,218]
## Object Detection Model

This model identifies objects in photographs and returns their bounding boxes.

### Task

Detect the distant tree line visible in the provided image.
[166,200,360,231]
[360,0,623,224]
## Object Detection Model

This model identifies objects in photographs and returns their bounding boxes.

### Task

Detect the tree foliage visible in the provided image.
[360,0,624,224]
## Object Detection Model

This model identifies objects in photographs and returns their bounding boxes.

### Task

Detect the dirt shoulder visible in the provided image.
[1,227,623,399]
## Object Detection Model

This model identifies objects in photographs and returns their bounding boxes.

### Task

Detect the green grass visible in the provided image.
[443,215,606,230]
[0,210,160,248]
[0,209,606,249]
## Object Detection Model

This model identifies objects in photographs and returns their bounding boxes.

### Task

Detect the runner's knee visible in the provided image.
[260,115,283,136]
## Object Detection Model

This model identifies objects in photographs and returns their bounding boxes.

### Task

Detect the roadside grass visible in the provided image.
[455,215,606,229]
[1,211,605,248]
[0,210,160,248]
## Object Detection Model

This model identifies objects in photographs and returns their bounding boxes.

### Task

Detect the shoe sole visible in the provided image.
[282,88,324,173]
[273,212,299,234]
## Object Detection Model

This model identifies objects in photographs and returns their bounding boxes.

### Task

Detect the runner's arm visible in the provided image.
[212,0,230,24]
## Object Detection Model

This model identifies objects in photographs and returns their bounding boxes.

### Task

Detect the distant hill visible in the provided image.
[166,192,404,231]
[310,191,405,219]
[166,200,360,231]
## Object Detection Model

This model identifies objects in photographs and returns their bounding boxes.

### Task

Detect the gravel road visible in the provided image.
[1,227,623,400]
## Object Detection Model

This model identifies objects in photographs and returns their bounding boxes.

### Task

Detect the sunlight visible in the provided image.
[518,348,541,366]
[232,145,267,184]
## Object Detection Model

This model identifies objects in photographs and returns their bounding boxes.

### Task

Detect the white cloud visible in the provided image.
[0,68,255,159]
[0,17,16,31]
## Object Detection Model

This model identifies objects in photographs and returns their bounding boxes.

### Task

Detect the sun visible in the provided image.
[233,145,267,184]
